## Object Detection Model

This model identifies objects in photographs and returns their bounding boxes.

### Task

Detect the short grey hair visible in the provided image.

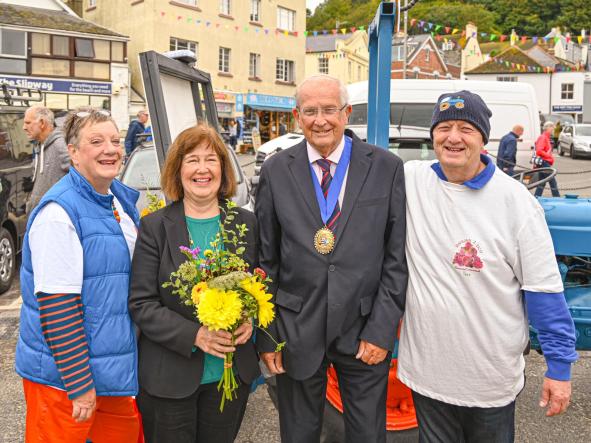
[28,105,55,127]
[137,109,148,118]
[543,121,555,130]
[295,74,349,108]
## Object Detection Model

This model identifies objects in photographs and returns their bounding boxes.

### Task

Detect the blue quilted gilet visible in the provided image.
[16,167,140,396]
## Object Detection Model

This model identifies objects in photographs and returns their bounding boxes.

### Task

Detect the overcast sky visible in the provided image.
[307,0,323,13]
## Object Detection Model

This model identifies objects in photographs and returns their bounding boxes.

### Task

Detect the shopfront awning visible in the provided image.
[246,104,294,112]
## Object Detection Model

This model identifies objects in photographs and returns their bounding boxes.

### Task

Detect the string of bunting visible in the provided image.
[489,57,581,73]
[408,18,591,45]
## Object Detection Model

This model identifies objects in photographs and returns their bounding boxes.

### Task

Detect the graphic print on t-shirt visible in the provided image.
[452,239,484,272]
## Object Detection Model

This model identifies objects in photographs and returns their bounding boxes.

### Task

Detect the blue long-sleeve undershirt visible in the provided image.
[525,291,578,381]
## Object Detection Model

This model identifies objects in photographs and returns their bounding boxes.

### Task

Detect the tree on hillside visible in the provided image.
[555,0,591,35]
[409,1,499,34]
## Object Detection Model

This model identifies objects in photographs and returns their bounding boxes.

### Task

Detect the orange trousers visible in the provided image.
[23,379,141,443]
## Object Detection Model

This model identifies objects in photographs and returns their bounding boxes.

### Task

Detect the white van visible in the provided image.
[347,79,541,154]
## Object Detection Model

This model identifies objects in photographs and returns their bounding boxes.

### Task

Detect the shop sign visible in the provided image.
[552,105,582,112]
[236,94,244,113]
[0,75,111,95]
[244,93,296,110]
[216,102,233,115]
[214,91,235,102]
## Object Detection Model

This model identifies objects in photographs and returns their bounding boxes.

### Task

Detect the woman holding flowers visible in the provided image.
[129,124,260,442]
[15,107,141,442]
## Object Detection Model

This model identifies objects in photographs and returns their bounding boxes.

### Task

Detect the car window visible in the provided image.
[0,112,33,165]
[388,139,435,162]
[121,148,160,189]
[575,126,591,136]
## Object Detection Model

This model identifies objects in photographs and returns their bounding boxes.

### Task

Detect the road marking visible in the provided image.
[0,296,22,311]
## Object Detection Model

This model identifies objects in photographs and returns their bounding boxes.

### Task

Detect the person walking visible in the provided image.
[496,125,523,175]
[228,119,238,152]
[255,74,408,443]
[16,107,141,442]
[129,124,260,442]
[22,105,70,213]
[534,121,560,197]
[399,91,577,443]
[124,109,149,156]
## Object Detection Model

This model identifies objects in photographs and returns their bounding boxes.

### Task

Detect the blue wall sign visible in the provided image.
[552,105,583,112]
[244,93,296,110]
[0,75,112,95]
[235,93,244,113]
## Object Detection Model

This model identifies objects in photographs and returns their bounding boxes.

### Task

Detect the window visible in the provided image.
[276,58,295,82]
[249,53,261,78]
[561,83,574,99]
[89,0,97,7]
[32,33,51,56]
[250,0,261,21]
[348,61,352,80]
[425,47,430,62]
[177,0,197,5]
[442,41,454,51]
[0,29,26,57]
[277,7,295,31]
[219,47,231,73]
[0,58,25,74]
[74,61,110,79]
[497,76,517,82]
[94,40,110,60]
[31,58,70,76]
[318,57,329,74]
[111,41,124,62]
[170,37,198,58]
[357,65,361,80]
[53,36,69,56]
[75,38,94,58]
[220,0,231,15]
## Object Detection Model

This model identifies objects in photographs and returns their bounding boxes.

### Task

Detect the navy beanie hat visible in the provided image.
[430,90,492,144]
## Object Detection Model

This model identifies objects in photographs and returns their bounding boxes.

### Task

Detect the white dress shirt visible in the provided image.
[306,136,349,208]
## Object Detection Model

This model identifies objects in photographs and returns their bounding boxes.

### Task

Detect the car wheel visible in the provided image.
[558,143,564,156]
[570,144,578,160]
[0,227,16,294]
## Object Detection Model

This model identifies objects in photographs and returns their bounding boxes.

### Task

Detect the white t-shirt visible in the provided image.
[29,196,137,294]
[398,160,563,407]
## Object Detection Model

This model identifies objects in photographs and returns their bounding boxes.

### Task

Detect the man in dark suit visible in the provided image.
[255,75,408,443]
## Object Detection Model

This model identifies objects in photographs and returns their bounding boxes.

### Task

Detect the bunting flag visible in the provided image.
[491,56,580,73]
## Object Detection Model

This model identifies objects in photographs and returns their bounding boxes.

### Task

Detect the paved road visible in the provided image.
[0,152,590,442]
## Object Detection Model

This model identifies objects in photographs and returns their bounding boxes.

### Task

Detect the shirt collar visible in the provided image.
[307,136,345,165]
[431,154,495,190]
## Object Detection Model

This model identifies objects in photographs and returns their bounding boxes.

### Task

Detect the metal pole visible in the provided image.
[403,0,408,79]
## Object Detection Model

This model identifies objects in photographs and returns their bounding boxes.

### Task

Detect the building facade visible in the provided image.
[83,0,306,143]
[391,34,459,80]
[305,31,369,84]
[0,0,130,129]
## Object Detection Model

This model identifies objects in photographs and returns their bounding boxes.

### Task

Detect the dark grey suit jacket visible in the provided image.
[129,201,260,399]
[255,130,408,380]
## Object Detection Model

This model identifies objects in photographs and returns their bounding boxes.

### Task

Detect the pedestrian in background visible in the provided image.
[124,109,149,156]
[228,119,238,152]
[399,91,576,443]
[22,105,70,213]
[16,107,141,442]
[497,124,524,175]
[534,121,560,197]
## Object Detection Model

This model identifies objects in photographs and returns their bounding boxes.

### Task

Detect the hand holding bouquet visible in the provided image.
[163,201,284,411]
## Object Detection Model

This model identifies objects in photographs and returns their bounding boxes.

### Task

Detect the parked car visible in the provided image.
[119,142,253,213]
[557,124,591,159]
[0,105,35,293]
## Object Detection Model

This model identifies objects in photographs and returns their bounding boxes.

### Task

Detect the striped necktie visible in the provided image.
[317,158,341,232]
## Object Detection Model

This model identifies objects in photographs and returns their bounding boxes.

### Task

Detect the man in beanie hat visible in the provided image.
[398,90,577,442]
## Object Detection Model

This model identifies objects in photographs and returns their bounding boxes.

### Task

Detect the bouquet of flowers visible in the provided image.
[163,201,284,411]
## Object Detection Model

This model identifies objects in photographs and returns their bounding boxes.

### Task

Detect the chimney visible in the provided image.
[466,22,478,40]
[510,29,518,46]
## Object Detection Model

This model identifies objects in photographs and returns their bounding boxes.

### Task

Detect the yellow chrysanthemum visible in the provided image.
[197,288,243,331]
[240,277,275,328]
[203,249,214,258]
[140,207,150,218]
[191,282,208,305]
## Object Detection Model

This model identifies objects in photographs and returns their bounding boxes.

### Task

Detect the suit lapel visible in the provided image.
[163,201,191,270]
[334,139,372,247]
[288,142,323,226]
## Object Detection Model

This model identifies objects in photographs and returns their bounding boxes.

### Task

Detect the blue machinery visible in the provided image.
[367,1,395,149]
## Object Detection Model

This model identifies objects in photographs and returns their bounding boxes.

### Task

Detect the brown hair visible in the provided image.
[62,107,117,147]
[161,124,237,201]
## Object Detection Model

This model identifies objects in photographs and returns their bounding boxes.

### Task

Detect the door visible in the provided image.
[584,81,591,123]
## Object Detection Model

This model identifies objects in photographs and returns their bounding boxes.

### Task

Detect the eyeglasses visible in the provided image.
[75,110,111,118]
[299,104,348,118]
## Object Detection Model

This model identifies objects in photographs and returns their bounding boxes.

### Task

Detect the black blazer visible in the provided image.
[255,130,408,380]
[129,200,260,399]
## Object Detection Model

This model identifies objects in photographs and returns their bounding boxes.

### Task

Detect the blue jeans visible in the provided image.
[534,160,560,197]
[412,391,516,443]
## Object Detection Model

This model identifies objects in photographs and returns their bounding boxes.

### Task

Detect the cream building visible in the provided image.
[461,23,484,74]
[305,31,369,84]
[82,0,306,141]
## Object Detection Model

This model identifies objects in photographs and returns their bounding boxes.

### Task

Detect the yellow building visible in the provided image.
[82,0,306,142]
[305,31,369,84]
